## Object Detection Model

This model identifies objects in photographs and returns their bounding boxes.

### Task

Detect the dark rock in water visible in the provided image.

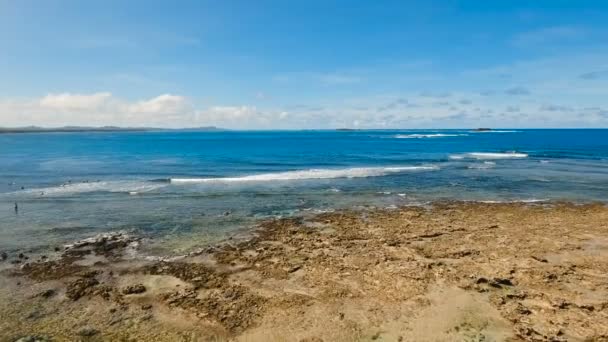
[122,284,146,295]
[18,253,25,259]
[76,326,99,337]
[63,231,139,258]
[1,251,7,261]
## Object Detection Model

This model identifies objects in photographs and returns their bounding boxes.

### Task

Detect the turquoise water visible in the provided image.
[1,129,607,254]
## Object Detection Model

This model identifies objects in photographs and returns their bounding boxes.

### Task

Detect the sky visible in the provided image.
[1,0,608,129]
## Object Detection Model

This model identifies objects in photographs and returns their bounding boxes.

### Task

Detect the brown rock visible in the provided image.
[66,277,99,301]
[122,284,146,295]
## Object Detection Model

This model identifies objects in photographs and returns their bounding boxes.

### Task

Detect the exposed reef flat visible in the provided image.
[1,202,608,341]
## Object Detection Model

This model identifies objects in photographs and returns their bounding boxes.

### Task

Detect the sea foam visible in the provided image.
[469,130,521,133]
[394,133,467,139]
[171,166,439,183]
[6,180,166,198]
[467,161,496,169]
[450,152,528,160]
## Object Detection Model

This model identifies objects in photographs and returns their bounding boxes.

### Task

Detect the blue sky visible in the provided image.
[1,0,608,128]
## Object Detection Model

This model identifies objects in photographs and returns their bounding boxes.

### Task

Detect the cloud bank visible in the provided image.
[1,90,607,129]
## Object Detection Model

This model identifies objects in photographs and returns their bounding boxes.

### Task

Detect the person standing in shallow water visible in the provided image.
[14,202,18,214]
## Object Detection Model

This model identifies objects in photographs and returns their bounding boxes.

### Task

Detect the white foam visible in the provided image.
[470,130,521,133]
[467,161,496,169]
[395,133,467,139]
[6,180,166,198]
[171,166,439,184]
[450,152,528,160]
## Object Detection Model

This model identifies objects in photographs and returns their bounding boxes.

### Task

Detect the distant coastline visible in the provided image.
[0,126,226,134]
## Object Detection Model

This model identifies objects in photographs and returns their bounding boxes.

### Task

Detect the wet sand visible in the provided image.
[1,202,608,341]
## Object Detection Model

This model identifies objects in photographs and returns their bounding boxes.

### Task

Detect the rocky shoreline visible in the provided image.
[1,201,608,341]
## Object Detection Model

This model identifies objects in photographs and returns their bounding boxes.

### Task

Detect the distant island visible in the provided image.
[0,126,226,134]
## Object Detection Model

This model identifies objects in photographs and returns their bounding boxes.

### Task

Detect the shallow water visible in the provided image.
[1,129,607,254]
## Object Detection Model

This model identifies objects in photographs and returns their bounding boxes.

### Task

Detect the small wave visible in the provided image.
[450,152,528,160]
[467,161,496,169]
[171,166,439,183]
[394,133,467,139]
[5,180,166,198]
[470,130,521,133]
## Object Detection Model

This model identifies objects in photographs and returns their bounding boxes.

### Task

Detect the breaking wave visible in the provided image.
[4,180,166,198]
[171,166,439,183]
[467,161,496,169]
[394,133,467,139]
[450,152,528,160]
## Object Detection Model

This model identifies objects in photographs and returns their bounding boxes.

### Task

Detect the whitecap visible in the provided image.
[469,130,521,133]
[467,161,496,169]
[394,133,467,139]
[170,165,439,183]
[4,180,166,198]
[450,152,528,160]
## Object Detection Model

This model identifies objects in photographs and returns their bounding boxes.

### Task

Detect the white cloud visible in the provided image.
[39,92,112,111]
[128,94,188,114]
[1,93,195,128]
[3,52,608,132]
[205,106,257,120]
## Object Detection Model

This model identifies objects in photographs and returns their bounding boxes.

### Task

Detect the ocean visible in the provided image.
[1,129,607,255]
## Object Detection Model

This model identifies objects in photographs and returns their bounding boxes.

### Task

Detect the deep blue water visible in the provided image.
[1,129,607,254]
